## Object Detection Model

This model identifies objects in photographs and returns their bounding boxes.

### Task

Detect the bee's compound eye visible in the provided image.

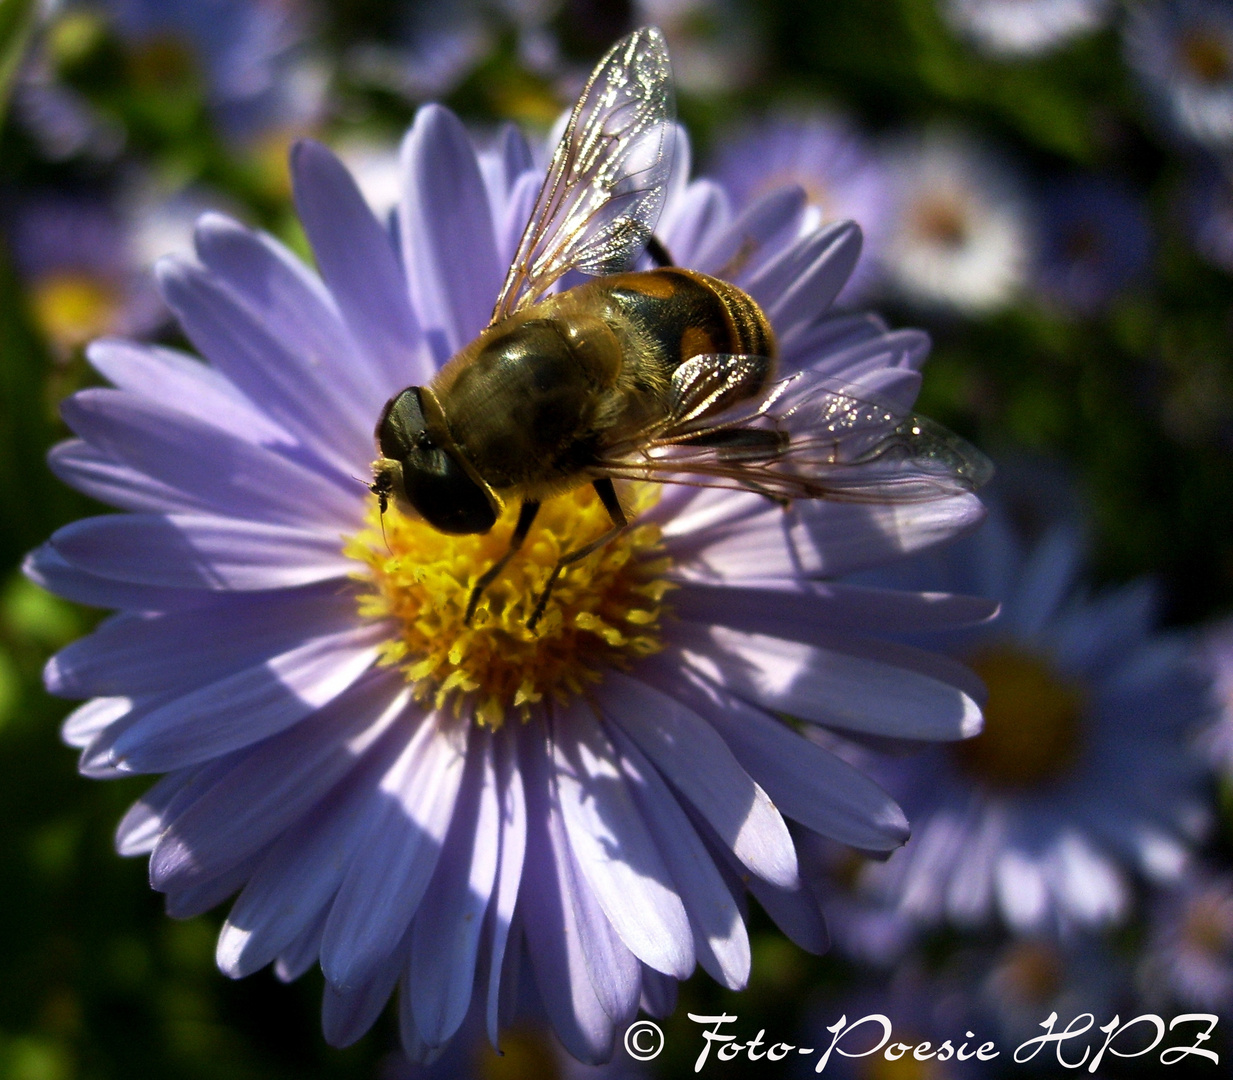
[375,387,497,535]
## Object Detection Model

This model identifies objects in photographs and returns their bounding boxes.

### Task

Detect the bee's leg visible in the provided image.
[528,478,627,631]
[645,235,675,268]
[465,499,541,624]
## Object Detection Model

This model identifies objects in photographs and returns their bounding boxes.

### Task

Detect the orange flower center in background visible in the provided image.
[347,484,669,728]
[912,195,970,251]
[952,646,1085,789]
[1180,31,1232,85]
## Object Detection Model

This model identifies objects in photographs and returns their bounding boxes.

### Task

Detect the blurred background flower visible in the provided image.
[880,127,1034,315]
[853,472,1212,936]
[941,0,1112,59]
[2,0,1233,1075]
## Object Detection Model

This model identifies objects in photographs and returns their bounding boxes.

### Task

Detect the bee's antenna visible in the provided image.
[355,472,392,551]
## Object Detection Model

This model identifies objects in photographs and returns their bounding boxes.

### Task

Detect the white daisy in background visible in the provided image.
[1140,871,1233,1010]
[881,127,1035,315]
[26,65,994,1064]
[710,111,895,302]
[634,0,761,93]
[941,0,1112,59]
[854,472,1212,935]
[1125,0,1233,155]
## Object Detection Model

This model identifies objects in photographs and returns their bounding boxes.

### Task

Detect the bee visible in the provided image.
[371,26,991,630]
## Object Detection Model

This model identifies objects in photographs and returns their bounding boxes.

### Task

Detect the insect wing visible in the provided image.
[600,366,993,503]
[489,26,675,323]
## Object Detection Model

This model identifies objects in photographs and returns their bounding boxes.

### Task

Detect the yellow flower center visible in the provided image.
[346,483,670,728]
[128,34,201,94]
[29,271,121,351]
[861,1038,949,1080]
[952,646,1085,789]
[475,1026,561,1080]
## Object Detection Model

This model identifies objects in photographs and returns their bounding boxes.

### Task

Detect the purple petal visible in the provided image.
[322,941,405,1048]
[695,186,805,281]
[743,867,830,956]
[485,728,526,1047]
[193,213,389,413]
[115,766,209,856]
[600,672,798,890]
[216,722,411,978]
[163,851,261,919]
[156,257,371,477]
[46,583,362,698]
[786,325,931,379]
[662,179,731,265]
[106,623,385,772]
[291,140,432,392]
[550,702,694,979]
[24,544,209,613]
[51,514,358,591]
[399,105,502,357]
[668,579,998,637]
[274,912,326,983]
[85,338,293,448]
[677,624,982,741]
[665,494,987,580]
[518,721,619,1064]
[409,729,500,1047]
[646,657,909,851]
[640,965,678,1018]
[777,311,891,373]
[745,220,862,337]
[61,389,360,530]
[148,672,407,891]
[62,695,131,748]
[606,722,750,989]
[320,711,468,991]
[49,439,203,515]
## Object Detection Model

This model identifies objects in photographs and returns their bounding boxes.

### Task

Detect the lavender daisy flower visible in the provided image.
[26,90,992,1064]
[710,112,894,302]
[881,127,1034,316]
[1125,0,1233,155]
[5,191,158,353]
[344,0,564,107]
[1031,174,1153,315]
[97,0,325,145]
[1199,617,1233,775]
[1184,161,1233,273]
[857,478,1212,935]
[975,937,1126,1050]
[1140,871,1233,1010]
[940,0,1111,59]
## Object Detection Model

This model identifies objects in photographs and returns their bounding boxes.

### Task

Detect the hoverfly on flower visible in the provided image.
[371,27,992,628]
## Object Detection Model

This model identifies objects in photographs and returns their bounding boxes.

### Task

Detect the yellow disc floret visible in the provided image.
[346,483,671,728]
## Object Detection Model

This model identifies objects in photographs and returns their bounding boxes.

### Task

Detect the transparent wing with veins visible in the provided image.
[490,25,675,324]
[597,363,994,503]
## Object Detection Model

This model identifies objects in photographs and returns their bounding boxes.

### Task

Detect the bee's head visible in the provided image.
[372,387,498,535]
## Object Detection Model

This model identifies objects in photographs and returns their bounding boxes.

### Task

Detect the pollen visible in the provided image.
[345,483,671,728]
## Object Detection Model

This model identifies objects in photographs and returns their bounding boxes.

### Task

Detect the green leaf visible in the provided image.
[0,0,39,126]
